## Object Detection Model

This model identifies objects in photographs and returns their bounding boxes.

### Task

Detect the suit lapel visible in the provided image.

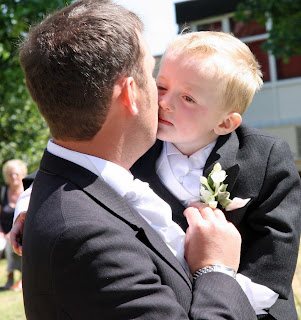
[204,132,240,194]
[40,150,191,288]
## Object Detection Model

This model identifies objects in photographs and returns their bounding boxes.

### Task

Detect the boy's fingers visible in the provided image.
[10,230,22,256]
[10,213,26,256]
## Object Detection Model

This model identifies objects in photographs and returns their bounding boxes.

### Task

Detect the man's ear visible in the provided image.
[214,112,242,135]
[119,77,138,115]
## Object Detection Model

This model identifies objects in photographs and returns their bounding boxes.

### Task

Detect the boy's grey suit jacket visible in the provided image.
[22,150,258,320]
[131,123,301,320]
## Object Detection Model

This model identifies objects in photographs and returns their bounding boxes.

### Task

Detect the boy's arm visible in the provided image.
[10,185,32,255]
[13,184,32,224]
[10,212,26,256]
[239,138,301,299]
[190,202,279,314]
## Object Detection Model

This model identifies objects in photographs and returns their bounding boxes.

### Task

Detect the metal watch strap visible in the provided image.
[193,264,236,281]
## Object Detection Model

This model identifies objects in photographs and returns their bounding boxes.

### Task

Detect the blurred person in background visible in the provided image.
[0,159,27,290]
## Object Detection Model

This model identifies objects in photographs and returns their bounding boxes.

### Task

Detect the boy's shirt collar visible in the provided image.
[165,141,216,168]
[156,141,216,207]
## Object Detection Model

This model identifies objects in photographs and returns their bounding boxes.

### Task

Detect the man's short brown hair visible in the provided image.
[20,0,145,140]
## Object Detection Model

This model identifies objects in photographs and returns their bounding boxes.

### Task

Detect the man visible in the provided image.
[18,0,257,319]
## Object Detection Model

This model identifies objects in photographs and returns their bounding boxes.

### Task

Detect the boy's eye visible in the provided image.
[183,95,194,103]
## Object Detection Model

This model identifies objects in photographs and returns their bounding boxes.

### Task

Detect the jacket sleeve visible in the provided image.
[239,137,301,299]
[52,221,257,320]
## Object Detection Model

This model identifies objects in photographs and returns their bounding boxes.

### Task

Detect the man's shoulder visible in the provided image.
[28,171,111,241]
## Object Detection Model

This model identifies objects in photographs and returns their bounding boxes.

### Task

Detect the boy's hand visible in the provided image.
[184,203,241,275]
[10,211,27,256]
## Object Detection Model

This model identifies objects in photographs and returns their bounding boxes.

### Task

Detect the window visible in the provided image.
[247,40,271,82]
[230,19,266,37]
[197,21,222,32]
[276,55,301,80]
[190,16,301,83]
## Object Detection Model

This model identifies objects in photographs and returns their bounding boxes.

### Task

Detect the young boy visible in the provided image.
[131,31,301,320]
[13,32,300,319]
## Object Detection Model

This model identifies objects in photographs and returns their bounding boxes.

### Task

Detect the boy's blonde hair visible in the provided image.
[164,31,263,114]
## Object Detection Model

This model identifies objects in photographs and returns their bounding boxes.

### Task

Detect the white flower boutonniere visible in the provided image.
[200,163,250,210]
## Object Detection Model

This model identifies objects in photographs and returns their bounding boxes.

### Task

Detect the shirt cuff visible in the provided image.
[13,184,32,224]
[236,273,279,315]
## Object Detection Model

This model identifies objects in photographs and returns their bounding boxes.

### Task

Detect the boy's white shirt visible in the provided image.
[14,140,278,314]
[156,141,216,207]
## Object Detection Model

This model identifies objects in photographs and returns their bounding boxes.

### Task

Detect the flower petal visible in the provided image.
[211,170,226,183]
[213,163,222,172]
[225,197,251,211]
[200,187,214,202]
[209,201,218,209]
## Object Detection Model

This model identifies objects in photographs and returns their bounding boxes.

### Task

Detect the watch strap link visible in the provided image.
[193,264,236,281]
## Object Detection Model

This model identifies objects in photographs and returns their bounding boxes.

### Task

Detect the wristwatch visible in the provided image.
[193,264,236,281]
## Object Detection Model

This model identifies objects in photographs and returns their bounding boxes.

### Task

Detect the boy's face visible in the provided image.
[156,51,229,156]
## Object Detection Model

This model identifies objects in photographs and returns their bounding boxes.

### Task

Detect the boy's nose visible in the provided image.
[159,97,173,112]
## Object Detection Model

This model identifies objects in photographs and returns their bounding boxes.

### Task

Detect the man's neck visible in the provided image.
[53,134,146,171]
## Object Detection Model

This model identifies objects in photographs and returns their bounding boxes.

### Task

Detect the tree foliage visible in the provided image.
[0,0,71,185]
[235,0,301,62]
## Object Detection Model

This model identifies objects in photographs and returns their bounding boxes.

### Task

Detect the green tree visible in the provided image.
[235,0,301,62]
[0,0,71,184]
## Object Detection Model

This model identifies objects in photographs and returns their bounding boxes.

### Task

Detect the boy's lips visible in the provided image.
[158,117,173,126]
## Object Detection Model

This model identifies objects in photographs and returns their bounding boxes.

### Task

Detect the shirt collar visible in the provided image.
[165,140,217,168]
[47,139,134,197]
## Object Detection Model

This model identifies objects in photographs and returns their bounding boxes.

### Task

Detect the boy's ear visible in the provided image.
[119,77,138,115]
[214,112,242,135]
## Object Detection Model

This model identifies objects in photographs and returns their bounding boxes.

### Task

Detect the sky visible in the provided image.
[114,0,188,56]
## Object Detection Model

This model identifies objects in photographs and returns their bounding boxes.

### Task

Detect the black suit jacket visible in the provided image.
[131,124,301,320]
[22,150,257,319]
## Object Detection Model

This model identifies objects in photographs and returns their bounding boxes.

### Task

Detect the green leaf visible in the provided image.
[234,0,301,61]
[207,173,215,191]
[0,0,71,185]
[217,191,232,209]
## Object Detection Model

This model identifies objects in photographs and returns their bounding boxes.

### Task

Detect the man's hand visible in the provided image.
[10,211,27,256]
[184,203,241,275]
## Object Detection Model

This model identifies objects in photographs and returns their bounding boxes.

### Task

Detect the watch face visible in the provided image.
[213,265,236,279]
